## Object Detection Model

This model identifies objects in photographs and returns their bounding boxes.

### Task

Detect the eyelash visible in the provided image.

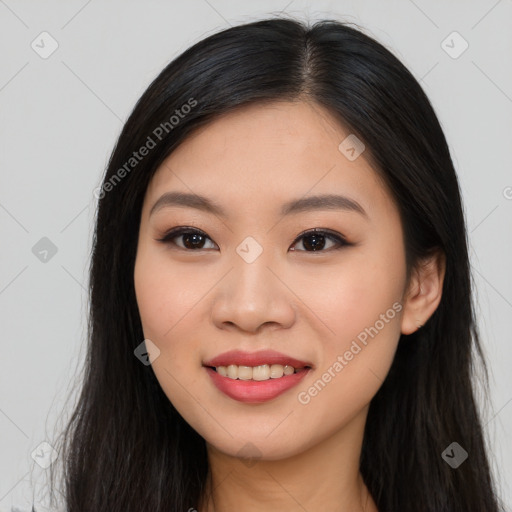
[156,226,350,253]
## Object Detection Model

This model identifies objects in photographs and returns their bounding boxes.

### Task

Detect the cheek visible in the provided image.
[134,251,204,419]
[293,280,404,445]
[300,235,406,402]
[134,249,208,340]
[304,249,405,351]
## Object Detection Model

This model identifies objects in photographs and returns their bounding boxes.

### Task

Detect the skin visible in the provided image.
[134,99,445,511]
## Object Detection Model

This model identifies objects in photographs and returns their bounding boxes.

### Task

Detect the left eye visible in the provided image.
[156,227,348,252]
[290,228,347,252]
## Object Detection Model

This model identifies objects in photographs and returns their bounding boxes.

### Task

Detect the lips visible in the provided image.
[203,349,313,369]
[203,349,313,403]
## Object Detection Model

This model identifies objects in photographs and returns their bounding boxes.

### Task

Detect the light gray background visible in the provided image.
[1,1,511,510]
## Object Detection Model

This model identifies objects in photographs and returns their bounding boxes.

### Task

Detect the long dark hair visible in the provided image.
[49,16,504,511]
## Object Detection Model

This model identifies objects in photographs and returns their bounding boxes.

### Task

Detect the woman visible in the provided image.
[50,17,504,511]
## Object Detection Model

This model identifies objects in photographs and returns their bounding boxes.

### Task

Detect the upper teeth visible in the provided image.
[215,364,301,381]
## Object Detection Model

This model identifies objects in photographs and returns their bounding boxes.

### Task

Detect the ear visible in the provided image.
[400,250,446,335]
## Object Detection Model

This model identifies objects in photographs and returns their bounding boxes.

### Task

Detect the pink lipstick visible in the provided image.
[203,350,313,404]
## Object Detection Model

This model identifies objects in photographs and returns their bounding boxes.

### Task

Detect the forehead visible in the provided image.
[144,100,394,221]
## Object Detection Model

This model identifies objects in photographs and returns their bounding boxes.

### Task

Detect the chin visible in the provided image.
[203,429,311,462]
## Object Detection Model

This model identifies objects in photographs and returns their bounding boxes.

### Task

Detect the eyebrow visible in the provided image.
[149,191,368,219]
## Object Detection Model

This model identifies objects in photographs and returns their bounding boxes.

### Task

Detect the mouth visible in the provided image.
[202,350,313,403]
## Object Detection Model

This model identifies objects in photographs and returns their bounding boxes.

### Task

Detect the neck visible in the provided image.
[198,406,378,512]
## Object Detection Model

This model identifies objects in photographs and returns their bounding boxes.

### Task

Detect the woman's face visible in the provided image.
[134,100,410,460]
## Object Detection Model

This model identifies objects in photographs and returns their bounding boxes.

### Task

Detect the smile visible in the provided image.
[203,350,313,403]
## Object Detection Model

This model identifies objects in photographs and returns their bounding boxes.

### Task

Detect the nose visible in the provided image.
[210,245,296,334]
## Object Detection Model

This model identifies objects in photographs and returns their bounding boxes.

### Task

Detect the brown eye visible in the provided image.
[157,227,217,250]
[290,229,348,252]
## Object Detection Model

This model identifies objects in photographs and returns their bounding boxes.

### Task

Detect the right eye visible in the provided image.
[156,227,218,251]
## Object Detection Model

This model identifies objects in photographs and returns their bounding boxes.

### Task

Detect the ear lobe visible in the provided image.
[400,250,446,335]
